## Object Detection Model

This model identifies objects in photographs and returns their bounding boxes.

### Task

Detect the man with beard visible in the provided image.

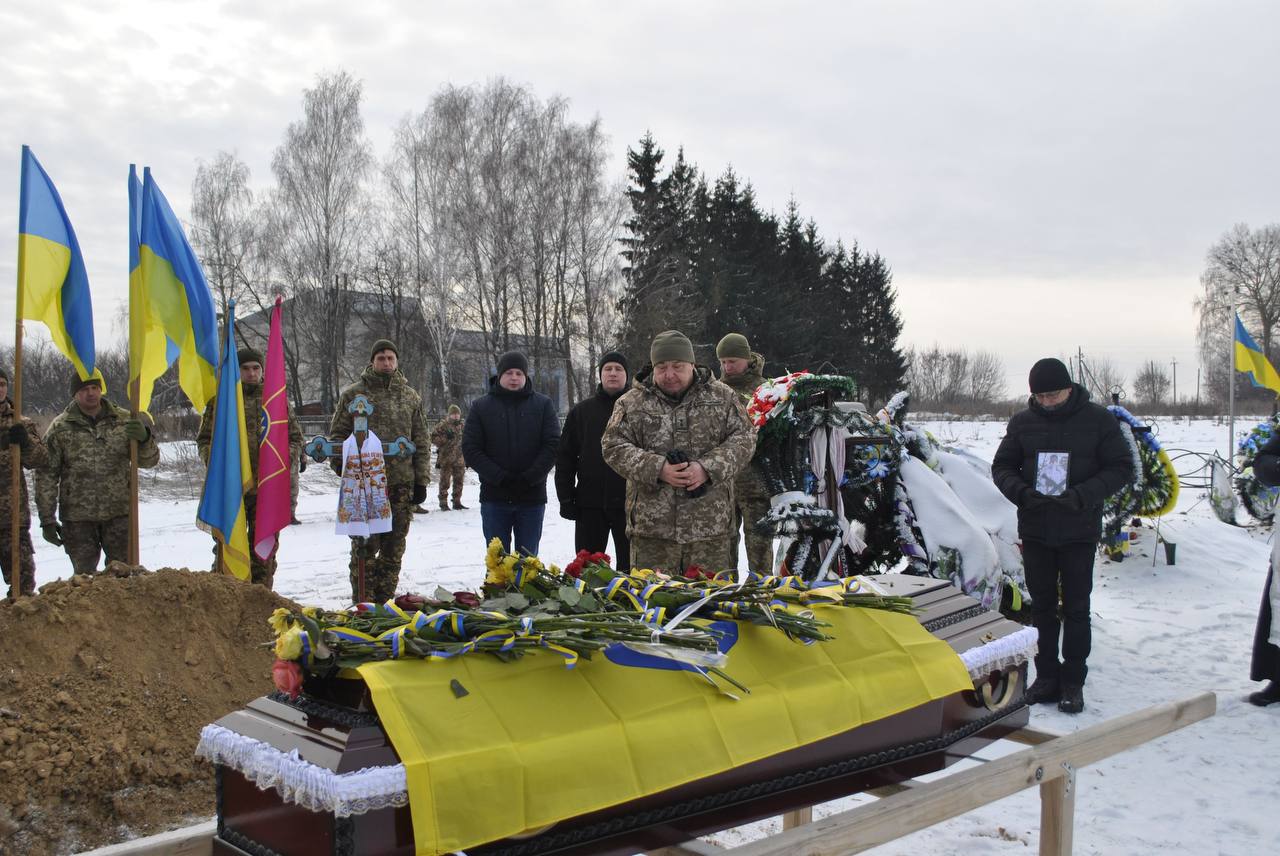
[197,348,303,588]
[716,333,773,572]
[992,357,1132,714]
[462,351,560,556]
[602,331,755,573]
[328,340,431,602]
[556,351,631,570]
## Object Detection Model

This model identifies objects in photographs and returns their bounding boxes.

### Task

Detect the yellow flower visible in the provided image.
[629,568,656,582]
[301,607,322,620]
[274,626,305,660]
[548,564,561,576]
[485,537,504,574]
[268,608,292,635]
[485,549,520,587]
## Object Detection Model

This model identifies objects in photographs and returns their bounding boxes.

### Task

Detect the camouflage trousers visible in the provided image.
[290,455,299,516]
[0,525,36,596]
[731,495,775,573]
[438,463,465,506]
[631,535,733,575]
[349,499,413,604]
[63,516,129,575]
[211,494,277,589]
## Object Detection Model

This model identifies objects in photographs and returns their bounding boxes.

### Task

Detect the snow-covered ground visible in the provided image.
[35,418,1280,854]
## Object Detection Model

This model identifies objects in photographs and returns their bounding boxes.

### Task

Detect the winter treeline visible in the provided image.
[617,135,907,404]
[190,73,624,412]
[903,346,1006,413]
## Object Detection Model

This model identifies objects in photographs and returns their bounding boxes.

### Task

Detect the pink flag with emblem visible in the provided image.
[254,296,290,560]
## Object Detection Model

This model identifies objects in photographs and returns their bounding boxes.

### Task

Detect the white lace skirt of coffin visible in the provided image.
[958,626,1039,683]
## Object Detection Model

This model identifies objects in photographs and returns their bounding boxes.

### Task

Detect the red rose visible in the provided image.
[590,553,612,567]
[394,593,427,611]
[453,591,481,608]
[354,603,372,613]
[272,659,304,700]
[564,561,582,579]
[683,565,707,580]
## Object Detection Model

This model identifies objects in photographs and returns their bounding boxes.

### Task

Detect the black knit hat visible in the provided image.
[237,347,264,367]
[370,339,398,361]
[1028,358,1073,394]
[497,351,529,376]
[598,350,629,378]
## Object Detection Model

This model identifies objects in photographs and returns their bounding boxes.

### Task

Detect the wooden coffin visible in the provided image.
[207,574,1030,856]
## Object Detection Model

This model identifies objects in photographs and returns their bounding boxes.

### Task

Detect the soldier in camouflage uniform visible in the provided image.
[602,330,756,573]
[37,375,158,575]
[0,369,48,596]
[716,333,774,572]
[196,348,304,588]
[328,339,430,603]
[430,404,468,510]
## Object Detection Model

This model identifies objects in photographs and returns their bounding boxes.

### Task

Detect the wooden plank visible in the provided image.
[1038,766,1076,856]
[1007,726,1063,746]
[782,807,813,830]
[727,692,1215,856]
[76,820,215,856]
[647,840,725,855]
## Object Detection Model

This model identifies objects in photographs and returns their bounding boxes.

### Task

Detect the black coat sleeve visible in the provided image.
[1073,412,1136,507]
[1253,432,1280,487]
[522,398,561,483]
[461,405,506,485]
[991,421,1029,506]
[554,405,581,504]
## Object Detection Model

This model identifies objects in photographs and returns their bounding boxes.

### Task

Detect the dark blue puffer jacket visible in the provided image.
[461,376,561,504]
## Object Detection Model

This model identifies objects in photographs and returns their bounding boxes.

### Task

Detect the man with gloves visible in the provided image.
[992,357,1132,714]
[328,339,431,602]
[556,351,631,570]
[462,350,560,555]
[37,374,158,575]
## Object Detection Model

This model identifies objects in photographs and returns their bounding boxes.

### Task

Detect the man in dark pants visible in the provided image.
[462,351,560,556]
[556,351,631,571]
[992,358,1132,714]
[1245,432,1280,706]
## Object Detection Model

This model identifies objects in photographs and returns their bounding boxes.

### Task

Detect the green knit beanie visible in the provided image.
[447,404,461,415]
[237,347,264,367]
[650,330,695,365]
[370,339,398,361]
[716,333,751,361]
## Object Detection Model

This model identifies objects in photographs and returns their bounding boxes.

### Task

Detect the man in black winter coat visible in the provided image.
[555,351,631,571]
[1245,432,1280,706]
[992,357,1133,715]
[462,351,561,556]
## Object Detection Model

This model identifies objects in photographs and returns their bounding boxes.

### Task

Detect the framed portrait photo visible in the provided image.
[1035,451,1070,496]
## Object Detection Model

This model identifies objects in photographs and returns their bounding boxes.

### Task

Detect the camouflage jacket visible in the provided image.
[430,417,466,468]
[328,367,430,489]
[602,365,756,544]
[720,352,769,500]
[196,382,303,494]
[36,397,159,524]
[0,401,48,526]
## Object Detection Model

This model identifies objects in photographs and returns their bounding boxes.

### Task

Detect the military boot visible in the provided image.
[1248,681,1280,707]
[1024,676,1060,705]
[453,500,468,510]
[1058,684,1084,714]
[439,500,450,511]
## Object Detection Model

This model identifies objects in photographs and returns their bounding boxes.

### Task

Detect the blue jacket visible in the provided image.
[462,376,561,504]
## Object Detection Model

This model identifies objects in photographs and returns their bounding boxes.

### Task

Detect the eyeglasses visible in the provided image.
[1033,389,1070,402]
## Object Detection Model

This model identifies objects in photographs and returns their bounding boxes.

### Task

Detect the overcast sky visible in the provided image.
[2,0,1277,399]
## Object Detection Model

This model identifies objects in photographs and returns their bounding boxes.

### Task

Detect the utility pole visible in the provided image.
[1171,357,1177,406]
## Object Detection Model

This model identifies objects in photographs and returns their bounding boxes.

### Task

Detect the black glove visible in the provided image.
[6,424,29,452]
[559,502,578,521]
[41,522,64,547]
[412,483,428,505]
[298,454,308,473]
[1018,487,1051,509]
[499,472,519,488]
[1059,488,1085,512]
[665,449,707,498]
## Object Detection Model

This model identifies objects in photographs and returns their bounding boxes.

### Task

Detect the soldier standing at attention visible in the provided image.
[602,331,756,573]
[37,374,158,574]
[715,332,774,572]
[0,368,48,595]
[196,347,303,588]
[328,339,431,602]
[430,404,468,510]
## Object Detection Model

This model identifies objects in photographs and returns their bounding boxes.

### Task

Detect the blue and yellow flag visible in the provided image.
[130,167,218,414]
[1234,314,1280,396]
[17,146,95,379]
[196,302,252,581]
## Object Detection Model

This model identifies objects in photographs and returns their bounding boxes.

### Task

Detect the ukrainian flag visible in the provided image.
[197,301,253,581]
[1234,314,1280,396]
[17,146,95,379]
[129,166,218,415]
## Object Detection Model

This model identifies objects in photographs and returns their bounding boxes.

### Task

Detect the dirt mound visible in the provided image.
[0,566,295,855]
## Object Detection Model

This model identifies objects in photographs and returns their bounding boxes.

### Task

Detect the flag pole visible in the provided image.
[10,147,29,599]
[1229,298,1236,467]
[127,165,140,565]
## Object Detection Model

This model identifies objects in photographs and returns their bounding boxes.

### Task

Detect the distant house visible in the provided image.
[236,289,572,419]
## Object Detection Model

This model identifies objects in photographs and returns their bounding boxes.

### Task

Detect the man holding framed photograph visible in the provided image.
[992,357,1133,714]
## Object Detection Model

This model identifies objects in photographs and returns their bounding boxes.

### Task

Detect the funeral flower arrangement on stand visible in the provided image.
[1234,418,1280,523]
[267,539,916,699]
[1101,406,1180,555]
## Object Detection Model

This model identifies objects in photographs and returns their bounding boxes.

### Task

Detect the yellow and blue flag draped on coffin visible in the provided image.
[1234,314,1280,397]
[129,166,219,415]
[196,302,252,581]
[17,146,95,379]
[358,606,973,856]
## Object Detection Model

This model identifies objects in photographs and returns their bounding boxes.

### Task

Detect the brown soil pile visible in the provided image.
[0,566,295,855]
